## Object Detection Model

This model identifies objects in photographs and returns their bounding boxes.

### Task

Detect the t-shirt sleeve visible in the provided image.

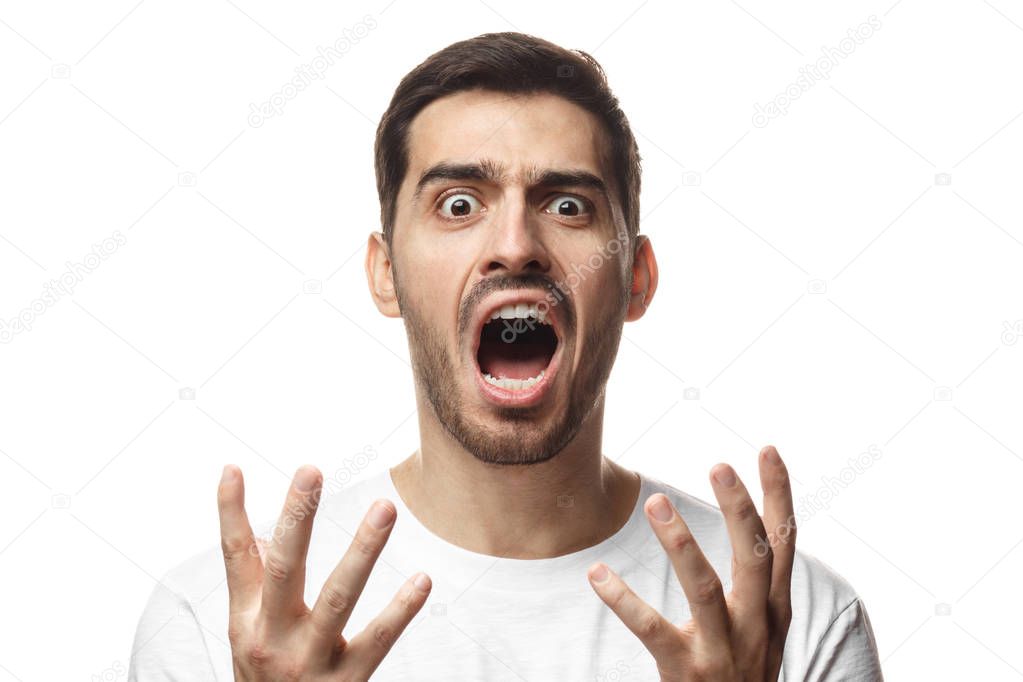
[126,581,219,682]
[803,597,884,681]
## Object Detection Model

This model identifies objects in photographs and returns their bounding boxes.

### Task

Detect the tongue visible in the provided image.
[479,341,550,380]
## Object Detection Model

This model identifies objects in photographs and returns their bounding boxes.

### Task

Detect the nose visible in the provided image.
[478,196,551,277]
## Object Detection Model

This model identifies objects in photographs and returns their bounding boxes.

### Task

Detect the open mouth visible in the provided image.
[477,302,558,389]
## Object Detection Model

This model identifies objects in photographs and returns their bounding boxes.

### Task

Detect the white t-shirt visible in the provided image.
[127,468,883,680]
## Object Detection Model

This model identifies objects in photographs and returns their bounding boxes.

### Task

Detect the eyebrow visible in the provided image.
[412,159,610,204]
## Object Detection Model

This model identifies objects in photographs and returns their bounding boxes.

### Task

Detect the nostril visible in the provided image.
[484,254,548,274]
[487,259,544,274]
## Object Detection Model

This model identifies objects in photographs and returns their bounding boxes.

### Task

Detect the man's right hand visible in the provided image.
[217,463,431,681]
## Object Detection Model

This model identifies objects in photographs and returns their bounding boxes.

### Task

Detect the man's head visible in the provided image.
[366,32,658,466]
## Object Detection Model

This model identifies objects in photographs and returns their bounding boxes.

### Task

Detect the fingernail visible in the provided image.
[648,495,674,523]
[220,465,235,484]
[714,466,737,487]
[414,572,431,592]
[765,446,781,465]
[294,466,318,492]
[589,563,610,584]
[368,500,395,529]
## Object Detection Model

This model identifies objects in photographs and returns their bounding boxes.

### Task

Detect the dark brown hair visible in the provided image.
[374,31,642,249]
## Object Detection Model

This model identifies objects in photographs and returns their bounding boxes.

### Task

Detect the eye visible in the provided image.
[543,195,589,218]
[438,192,483,219]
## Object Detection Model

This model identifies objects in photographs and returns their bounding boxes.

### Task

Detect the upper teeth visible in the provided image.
[489,302,549,323]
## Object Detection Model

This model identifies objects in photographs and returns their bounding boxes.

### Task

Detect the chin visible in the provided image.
[436,385,590,467]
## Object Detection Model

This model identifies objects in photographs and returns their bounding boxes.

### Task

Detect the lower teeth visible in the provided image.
[483,370,545,391]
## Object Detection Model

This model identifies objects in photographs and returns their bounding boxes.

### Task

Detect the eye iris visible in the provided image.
[450,198,472,216]
[555,199,579,216]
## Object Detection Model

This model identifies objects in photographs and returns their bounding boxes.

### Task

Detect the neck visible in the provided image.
[389,395,641,559]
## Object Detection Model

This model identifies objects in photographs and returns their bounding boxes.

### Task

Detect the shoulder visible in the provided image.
[127,546,223,680]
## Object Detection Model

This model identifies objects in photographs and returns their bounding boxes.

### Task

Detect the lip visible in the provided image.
[469,290,565,408]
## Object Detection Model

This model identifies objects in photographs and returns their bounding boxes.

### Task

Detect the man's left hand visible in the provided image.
[588,445,795,681]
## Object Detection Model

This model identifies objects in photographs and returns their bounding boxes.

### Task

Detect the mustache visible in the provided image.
[457,273,573,338]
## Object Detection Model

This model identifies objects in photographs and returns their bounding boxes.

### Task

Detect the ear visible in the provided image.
[625,234,658,322]
[365,231,401,318]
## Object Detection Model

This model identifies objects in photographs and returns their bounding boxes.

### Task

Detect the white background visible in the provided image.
[1,1,1021,679]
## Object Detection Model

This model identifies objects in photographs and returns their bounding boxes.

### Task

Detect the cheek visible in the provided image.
[566,243,628,297]
[572,254,631,333]
[398,251,470,338]
[399,232,460,286]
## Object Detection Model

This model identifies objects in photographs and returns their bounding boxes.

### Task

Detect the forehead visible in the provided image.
[402,89,612,192]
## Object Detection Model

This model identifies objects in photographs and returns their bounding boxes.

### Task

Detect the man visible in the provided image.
[128,32,883,680]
